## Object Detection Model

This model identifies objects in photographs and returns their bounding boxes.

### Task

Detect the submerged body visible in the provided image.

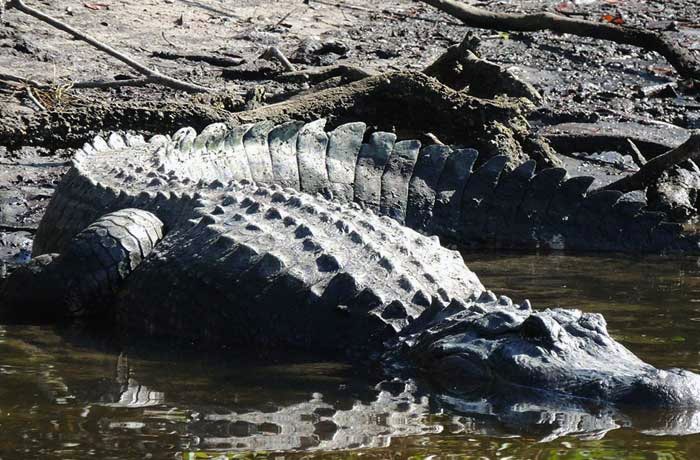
[3,119,700,408]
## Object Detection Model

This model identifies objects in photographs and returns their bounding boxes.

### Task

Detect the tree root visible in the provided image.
[421,0,700,81]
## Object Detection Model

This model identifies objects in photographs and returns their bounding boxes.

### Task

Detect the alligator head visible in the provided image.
[407,294,700,408]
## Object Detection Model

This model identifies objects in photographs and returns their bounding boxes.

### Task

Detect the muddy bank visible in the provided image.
[0,149,68,271]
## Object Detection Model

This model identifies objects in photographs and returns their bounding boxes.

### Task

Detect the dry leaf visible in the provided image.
[84,3,110,10]
[555,1,575,14]
[601,13,624,25]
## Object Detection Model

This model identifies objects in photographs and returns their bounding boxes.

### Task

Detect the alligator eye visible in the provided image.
[520,314,561,347]
[578,312,609,336]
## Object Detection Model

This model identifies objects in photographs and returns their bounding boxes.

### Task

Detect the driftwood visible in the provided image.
[602,131,700,193]
[5,0,211,93]
[421,0,700,81]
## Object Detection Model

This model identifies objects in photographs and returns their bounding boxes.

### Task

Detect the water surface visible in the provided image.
[2,251,700,459]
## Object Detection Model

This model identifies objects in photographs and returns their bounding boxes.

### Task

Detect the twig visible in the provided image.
[0,72,42,87]
[6,0,212,93]
[0,74,188,91]
[626,138,647,167]
[260,46,296,72]
[307,0,461,25]
[601,131,700,192]
[0,224,37,233]
[420,0,700,81]
[25,87,46,111]
[152,51,244,68]
[424,133,445,145]
[307,0,372,13]
[71,78,152,89]
[275,7,299,27]
[161,31,178,48]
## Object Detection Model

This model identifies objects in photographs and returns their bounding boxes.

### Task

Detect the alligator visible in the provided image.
[2,119,700,410]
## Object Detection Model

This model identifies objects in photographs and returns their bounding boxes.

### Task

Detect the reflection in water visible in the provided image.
[99,354,165,408]
[195,381,438,451]
[2,252,700,458]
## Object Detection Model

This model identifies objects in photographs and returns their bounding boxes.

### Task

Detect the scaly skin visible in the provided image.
[3,119,700,409]
[32,120,700,256]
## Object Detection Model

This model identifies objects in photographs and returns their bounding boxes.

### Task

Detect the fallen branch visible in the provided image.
[70,78,151,89]
[6,0,212,93]
[1,71,553,166]
[540,121,689,158]
[420,0,700,81]
[152,51,244,68]
[260,47,296,72]
[0,224,37,233]
[277,64,374,84]
[0,74,193,91]
[424,133,445,145]
[601,131,700,193]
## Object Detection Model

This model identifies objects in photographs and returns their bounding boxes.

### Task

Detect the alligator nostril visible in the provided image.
[621,369,700,407]
[520,314,561,347]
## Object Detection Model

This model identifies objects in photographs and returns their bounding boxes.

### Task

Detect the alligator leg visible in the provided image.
[0,209,164,322]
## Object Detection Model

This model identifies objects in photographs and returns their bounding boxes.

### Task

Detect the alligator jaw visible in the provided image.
[616,368,700,408]
[408,304,700,408]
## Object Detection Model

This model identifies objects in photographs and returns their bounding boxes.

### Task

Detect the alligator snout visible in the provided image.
[409,303,700,409]
[618,368,700,408]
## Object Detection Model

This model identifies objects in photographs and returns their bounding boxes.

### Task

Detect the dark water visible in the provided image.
[2,252,700,459]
